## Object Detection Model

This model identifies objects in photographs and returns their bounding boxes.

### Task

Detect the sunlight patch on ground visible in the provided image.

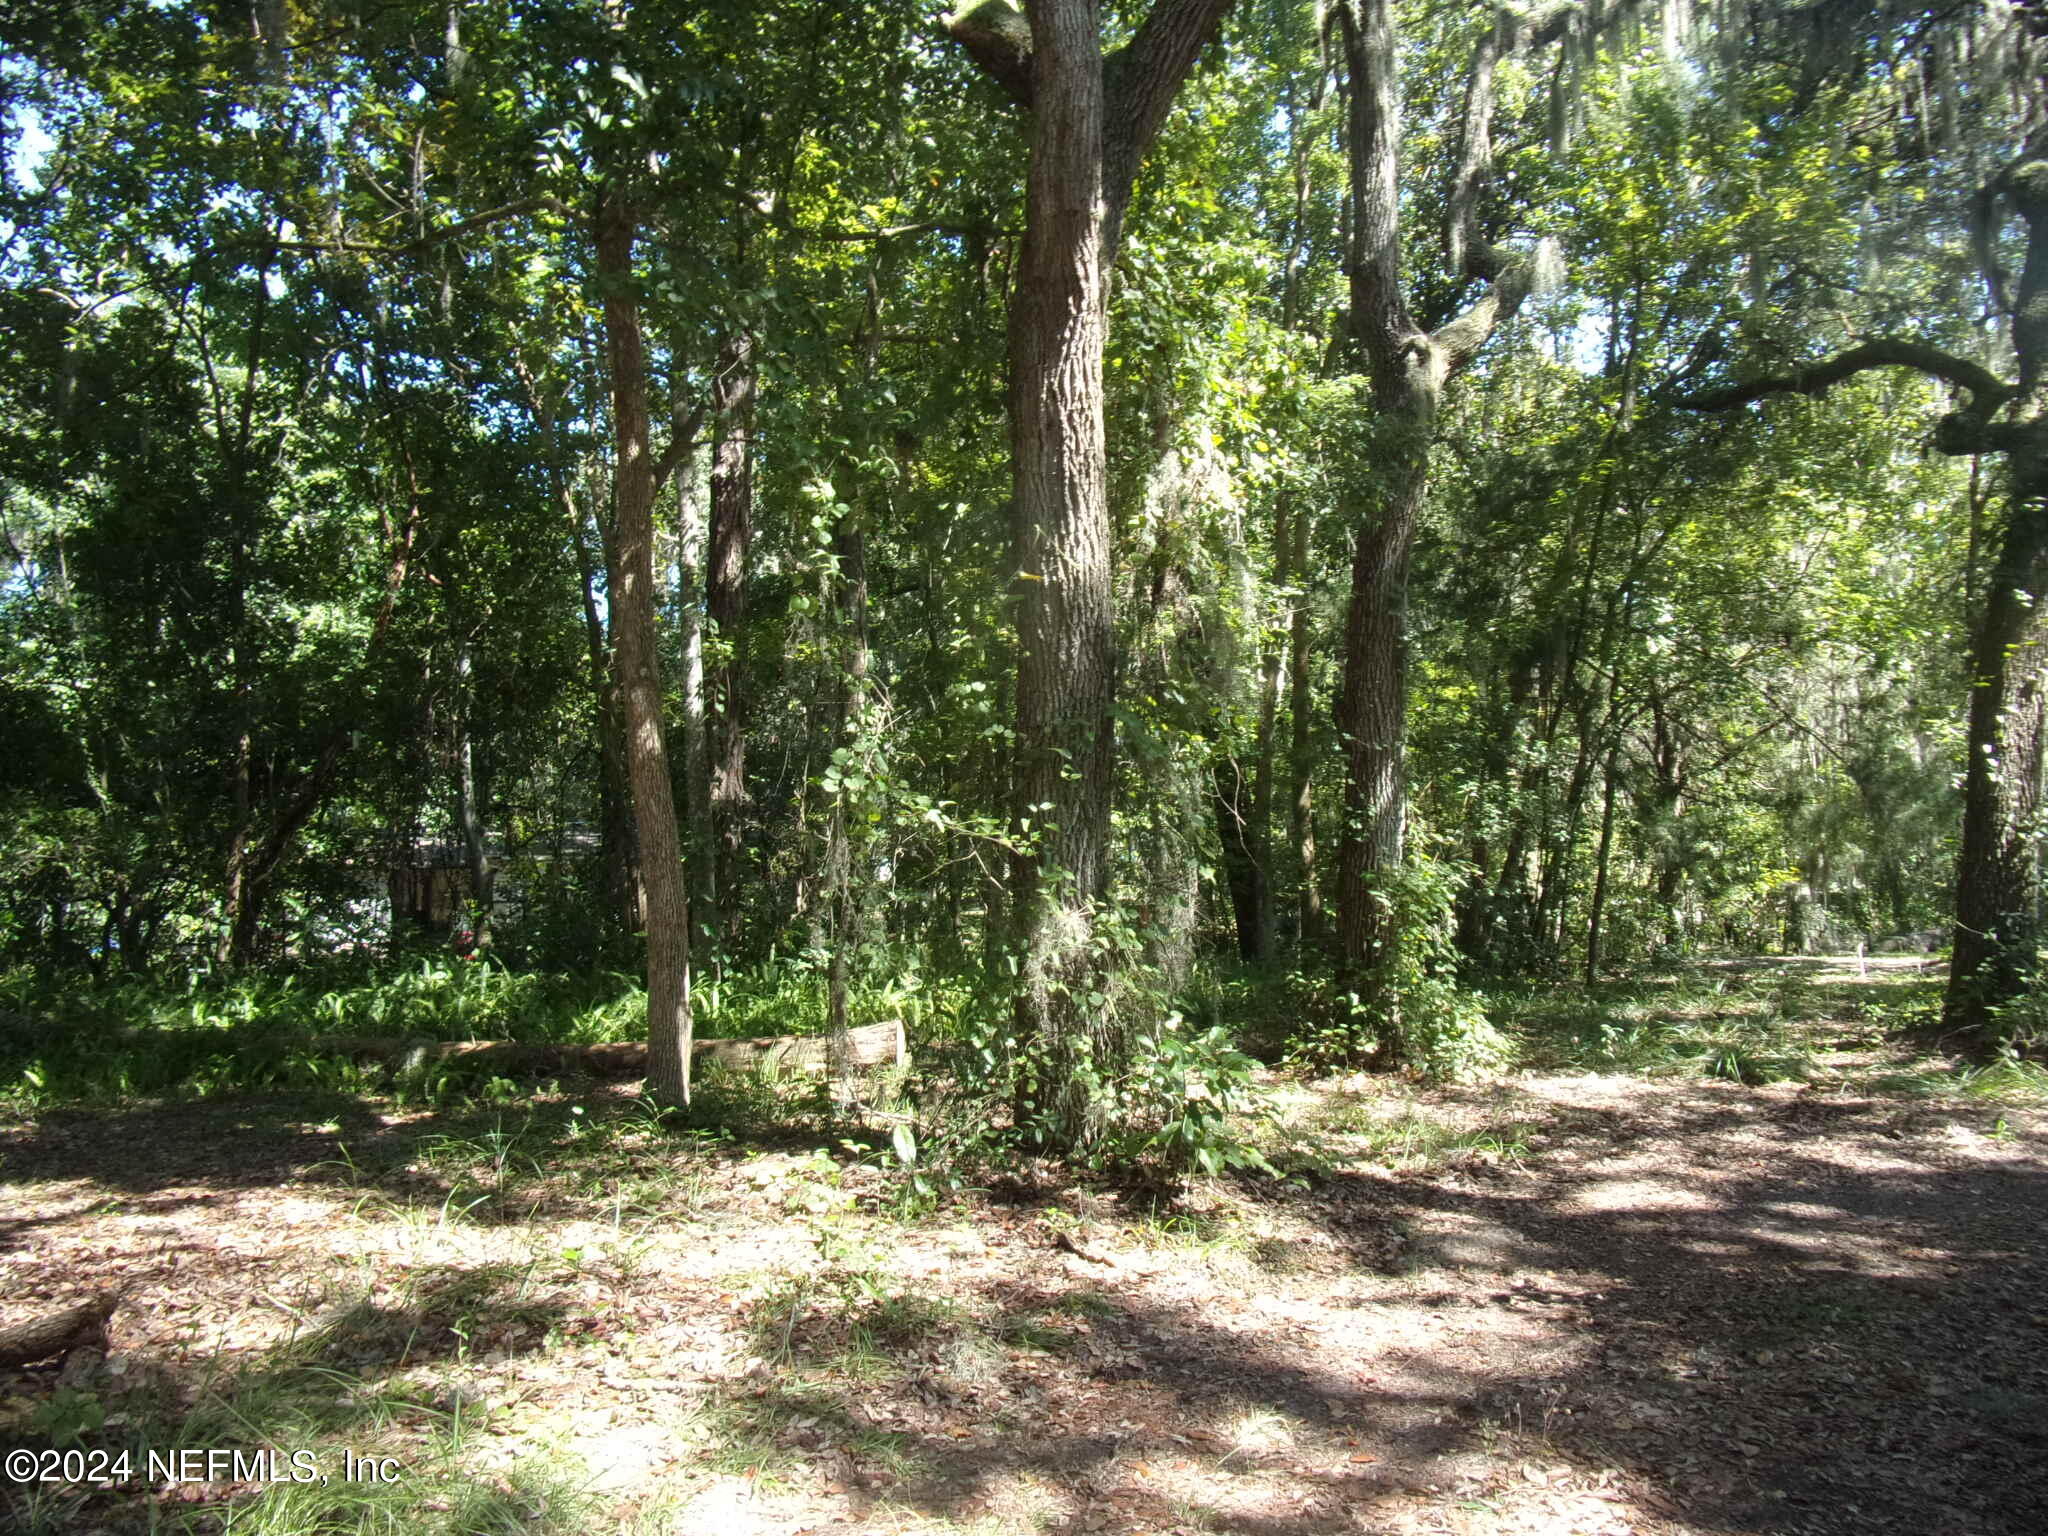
[1564,1176,1720,1214]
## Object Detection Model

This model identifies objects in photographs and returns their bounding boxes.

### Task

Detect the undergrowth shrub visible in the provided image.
[1287,848,1508,1081]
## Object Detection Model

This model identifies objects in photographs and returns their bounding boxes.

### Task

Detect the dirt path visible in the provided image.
[3,1042,2045,1534]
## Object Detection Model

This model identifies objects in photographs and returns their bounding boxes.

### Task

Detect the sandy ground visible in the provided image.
[4,988,2045,1534]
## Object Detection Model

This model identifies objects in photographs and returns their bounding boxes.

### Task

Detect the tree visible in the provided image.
[944,0,1235,1145]
[1324,0,1606,1044]
[1673,3,2046,1039]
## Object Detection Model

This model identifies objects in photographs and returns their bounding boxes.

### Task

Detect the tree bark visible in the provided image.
[826,485,871,1076]
[571,494,641,938]
[1004,0,1119,1142]
[1211,758,1266,964]
[1327,0,1548,1046]
[454,646,495,951]
[594,190,693,1105]
[0,1294,119,1369]
[1236,494,1286,963]
[949,0,1233,1147]
[1287,500,1321,945]
[1584,740,1621,985]
[708,333,756,954]
[1949,471,2048,1029]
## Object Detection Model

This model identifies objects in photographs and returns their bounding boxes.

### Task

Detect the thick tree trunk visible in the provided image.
[950,0,1233,1147]
[1005,2,1120,1145]
[1332,422,1430,1034]
[595,191,693,1105]
[1326,0,1541,1046]
[0,1294,119,1369]
[1946,480,2048,1034]
[1945,151,2048,1040]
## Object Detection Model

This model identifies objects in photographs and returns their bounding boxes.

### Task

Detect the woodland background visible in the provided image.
[3,0,2047,1150]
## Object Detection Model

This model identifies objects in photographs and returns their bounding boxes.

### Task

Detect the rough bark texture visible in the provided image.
[595,191,693,1105]
[1005,0,1119,1143]
[1329,0,1441,1037]
[950,0,1233,1147]
[1949,463,2048,1030]
[0,1294,119,1369]
[676,444,718,947]
[1328,0,1554,1046]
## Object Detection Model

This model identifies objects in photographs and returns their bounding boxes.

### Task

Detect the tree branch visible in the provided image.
[1443,18,1506,279]
[263,196,572,258]
[650,400,708,497]
[944,0,1035,107]
[1676,339,2011,412]
[1104,0,1237,193]
[1432,241,1545,375]
[1675,338,2017,454]
[778,216,1011,243]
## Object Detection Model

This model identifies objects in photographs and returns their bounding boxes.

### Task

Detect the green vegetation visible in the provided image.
[5,5,2048,1526]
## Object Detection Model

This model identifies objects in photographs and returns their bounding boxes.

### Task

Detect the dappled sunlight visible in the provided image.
[8,973,2048,1534]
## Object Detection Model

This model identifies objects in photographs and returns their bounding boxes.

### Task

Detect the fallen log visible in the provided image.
[296,1018,907,1080]
[0,1292,119,1369]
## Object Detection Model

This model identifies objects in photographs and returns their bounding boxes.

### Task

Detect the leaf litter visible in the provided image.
[3,975,2046,1534]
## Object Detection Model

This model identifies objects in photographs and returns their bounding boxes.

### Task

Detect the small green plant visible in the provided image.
[1098,1013,1275,1176]
[29,1388,104,1447]
[1288,847,1509,1081]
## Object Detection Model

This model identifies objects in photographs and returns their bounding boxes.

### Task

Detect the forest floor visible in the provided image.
[3,956,2046,1536]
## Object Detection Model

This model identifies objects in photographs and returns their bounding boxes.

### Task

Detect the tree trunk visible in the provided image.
[1287,501,1321,945]
[571,497,640,937]
[1326,0,1544,1045]
[0,1294,119,1369]
[675,442,717,946]
[1584,741,1621,985]
[949,0,1233,1147]
[1677,149,2048,1038]
[1332,423,1430,1033]
[1005,2,1120,1144]
[1946,481,2048,1034]
[1214,758,1269,964]
[454,646,495,951]
[826,492,871,1074]
[1945,150,2048,1039]
[1237,494,1286,963]
[595,191,693,1105]
[708,333,756,954]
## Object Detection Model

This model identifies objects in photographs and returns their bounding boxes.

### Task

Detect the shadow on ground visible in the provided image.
[5,1067,2046,1534]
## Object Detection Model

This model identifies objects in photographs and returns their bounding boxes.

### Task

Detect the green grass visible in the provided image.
[0,952,972,1112]
[1491,967,1944,1084]
[0,1267,594,1536]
